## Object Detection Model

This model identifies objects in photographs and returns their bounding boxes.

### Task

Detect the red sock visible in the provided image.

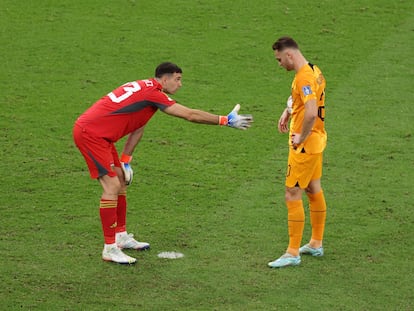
[99,199,117,244]
[116,191,127,234]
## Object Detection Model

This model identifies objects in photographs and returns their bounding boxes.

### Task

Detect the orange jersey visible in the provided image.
[290,63,327,154]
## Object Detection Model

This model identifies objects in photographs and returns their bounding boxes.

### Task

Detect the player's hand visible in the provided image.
[120,153,133,185]
[278,108,290,133]
[121,162,133,185]
[291,133,304,150]
[227,104,253,130]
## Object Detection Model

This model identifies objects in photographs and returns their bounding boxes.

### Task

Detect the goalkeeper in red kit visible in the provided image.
[73,62,253,264]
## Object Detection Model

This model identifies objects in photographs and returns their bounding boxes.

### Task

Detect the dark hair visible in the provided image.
[155,62,182,78]
[272,36,299,51]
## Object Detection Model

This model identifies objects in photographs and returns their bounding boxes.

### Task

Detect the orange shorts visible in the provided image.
[73,124,120,179]
[285,148,323,188]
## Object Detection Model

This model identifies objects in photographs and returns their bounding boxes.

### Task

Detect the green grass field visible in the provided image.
[1,0,413,310]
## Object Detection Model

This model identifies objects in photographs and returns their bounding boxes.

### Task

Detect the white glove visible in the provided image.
[226,104,253,130]
[120,153,134,185]
[121,162,133,185]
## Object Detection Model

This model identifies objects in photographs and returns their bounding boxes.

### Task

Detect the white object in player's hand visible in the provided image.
[286,95,293,114]
[227,104,253,130]
[121,162,133,185]
[157,252,184,259]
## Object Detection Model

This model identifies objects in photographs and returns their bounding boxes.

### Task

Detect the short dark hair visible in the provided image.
[155,62,182,78]
[272,36,299,51]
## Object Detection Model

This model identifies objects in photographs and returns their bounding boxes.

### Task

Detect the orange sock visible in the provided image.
[99,199,117,244]
[286,200,305,254]
[116,191,127,234]
[307,191,327,241]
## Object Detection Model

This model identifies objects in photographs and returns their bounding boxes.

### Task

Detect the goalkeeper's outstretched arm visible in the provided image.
[163,103,253,130]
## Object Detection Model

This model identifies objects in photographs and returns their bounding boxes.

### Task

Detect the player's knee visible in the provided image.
[100,175,122,197]
[305,180,322,194]
[285,187,302,201]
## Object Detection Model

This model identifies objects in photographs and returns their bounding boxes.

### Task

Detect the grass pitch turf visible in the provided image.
[1,1,413,310]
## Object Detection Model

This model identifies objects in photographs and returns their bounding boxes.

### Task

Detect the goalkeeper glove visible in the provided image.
[120,153,133,186]
[219,104,253,130]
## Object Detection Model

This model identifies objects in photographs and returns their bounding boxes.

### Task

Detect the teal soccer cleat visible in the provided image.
[268,253,301,268]
[299,244,324,257]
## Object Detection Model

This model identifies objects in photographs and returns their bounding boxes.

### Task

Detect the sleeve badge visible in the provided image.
[302,85,312,96]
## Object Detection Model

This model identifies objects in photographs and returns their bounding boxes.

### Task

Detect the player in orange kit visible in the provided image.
[268,37,328,268]
[73,62,253,264]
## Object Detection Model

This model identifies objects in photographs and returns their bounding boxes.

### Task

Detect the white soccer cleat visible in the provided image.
[102,245,137,264]
[116,233,150,251]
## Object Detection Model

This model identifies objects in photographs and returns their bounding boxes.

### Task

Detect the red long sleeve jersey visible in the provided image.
[75,78,176,142]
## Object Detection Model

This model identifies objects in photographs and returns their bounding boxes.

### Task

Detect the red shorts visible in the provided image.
[73,124,120,179]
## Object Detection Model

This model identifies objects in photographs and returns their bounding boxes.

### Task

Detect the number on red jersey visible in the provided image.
[108,81,142,103]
